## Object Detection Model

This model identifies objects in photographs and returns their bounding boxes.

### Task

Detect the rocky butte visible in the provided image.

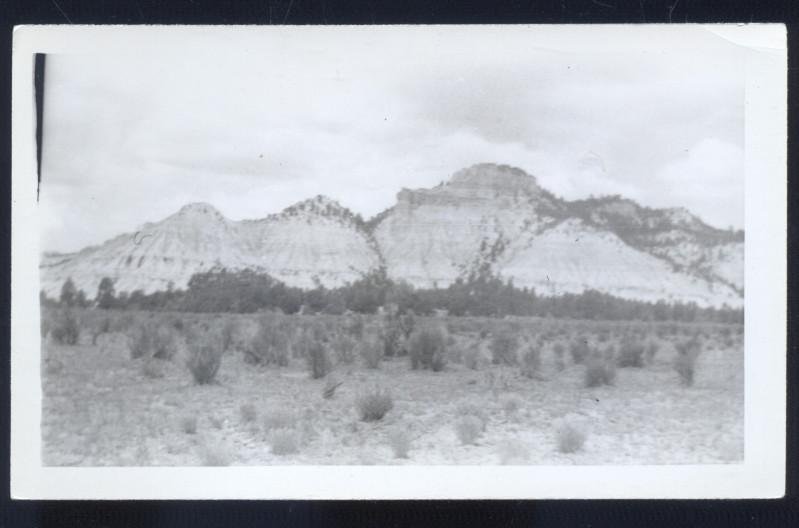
[40,163,744,308]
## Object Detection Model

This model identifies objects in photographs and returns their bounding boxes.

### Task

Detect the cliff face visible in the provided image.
[40,163,744,308]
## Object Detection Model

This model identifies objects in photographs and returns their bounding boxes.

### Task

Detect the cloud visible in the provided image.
[39,27,746,253]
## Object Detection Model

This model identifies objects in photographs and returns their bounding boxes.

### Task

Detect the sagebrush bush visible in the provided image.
[330,333,357,364]
[180,414,198,434]
[490,332,519,366]
[305,340,332,379]
[240,403,257,423]
[269,427,301,455]
[556,422,586,454]
[553,342,566,371]
[387,427,412,459]
[502,395,524,416]
[645,341,660,364]
[616,338,645,368]
[185,329,223,385]
[455,415,483,445]
[50,308,80,346]
[463,345,481,370]
[359,335,382,369]
[584,351,616,388]
[497,438,530,464]
[356,387,394,422]
[141,359,165,379]
[199,442,232,466]
[247,318,290,366]
[127,324,152,359]
[520,346,542,378]
[455,402,488,431]
[569,338,590,365]
[408,325,447,371]
[263,409,297,433]
[152,324,179,360]
[674,338,701,387]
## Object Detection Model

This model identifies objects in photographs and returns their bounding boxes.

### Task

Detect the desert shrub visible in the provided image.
[322,376,343,399]
[381,313,404,357]
[387,427,412,459]
[305,340,332,379]
[497,438,530,464]
[127,324,152,359]
[269,428,301,455]
[553,342,566,371]
[152,324,180,360]
[455,402,488,431]
[674,338,701,387]
[198,442,232,466]
[263,409,297,433]
[616,338,645,368]
[359,335,382,369]
[89,316,112,345]
[462,345,481,370]
[356,387,394,422]
[240,403,257,423]
[520,346,542,378]
[141,359,165,379]
[502,395,524,416]
[584,351,616,388]
[454,415,483,445]
[180,415,198,434]
[330,333,357,364]
[408,325,447,371]
[50,308,80,346]
[490,332,519,366]
[185,329,224,385]
[569,338,590,365]
[645,341,660,364]
[246,318,290,366]
[556,422,586,454]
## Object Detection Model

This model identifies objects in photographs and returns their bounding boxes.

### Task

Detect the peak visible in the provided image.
[179,202,222,215]
[449,163,539,188]
[276,195,362,226]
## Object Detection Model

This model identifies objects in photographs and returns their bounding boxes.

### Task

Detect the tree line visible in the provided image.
[42,269,743,324]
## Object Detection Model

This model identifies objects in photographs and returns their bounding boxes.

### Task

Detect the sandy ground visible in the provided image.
[41,318,743,466]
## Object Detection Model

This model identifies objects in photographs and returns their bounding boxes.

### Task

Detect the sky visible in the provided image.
[40,26,746,253]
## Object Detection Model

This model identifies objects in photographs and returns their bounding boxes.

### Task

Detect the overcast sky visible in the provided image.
[41,26,746,253]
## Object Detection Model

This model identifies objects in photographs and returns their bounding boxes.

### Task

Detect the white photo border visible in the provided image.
[10,24,787,499]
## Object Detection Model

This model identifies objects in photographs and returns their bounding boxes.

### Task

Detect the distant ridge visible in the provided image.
[40,163,743,308]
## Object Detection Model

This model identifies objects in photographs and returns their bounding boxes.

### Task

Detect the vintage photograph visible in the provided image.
[37,27,746,467]
[11,25,786,498]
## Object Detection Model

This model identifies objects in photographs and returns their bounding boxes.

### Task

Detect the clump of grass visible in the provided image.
[616,337,645,368]
[356,387,394,422]
[240,403,257,423]
[269,428,301,455]
[584,350,616,388]
[455,415,483,445]
[263,409,297,433]
[674,338,701,387]
[305,340,332,379]
[502,395,524,416]
[387,427,413,459]
[330,333,357,364]
[490,331,519,366]
[359,335,382,369]
[49,308,80,346]
[556,422,586,454]
[408,325,447,371]
[199,442,232,466]
[127,324,153,359]
[520,346,542,378]
[462,345,481,370]
[455,402,488,431]
[645,341,660,364]
[180,414,198,435]
[322,376,344,399]
[185,328,223,385]
[246,318,290,366]
[141,358,165,379]
[152,324,179,360]
[497,438,531,464]
[569,338,590,365]
[553,342,566,371]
